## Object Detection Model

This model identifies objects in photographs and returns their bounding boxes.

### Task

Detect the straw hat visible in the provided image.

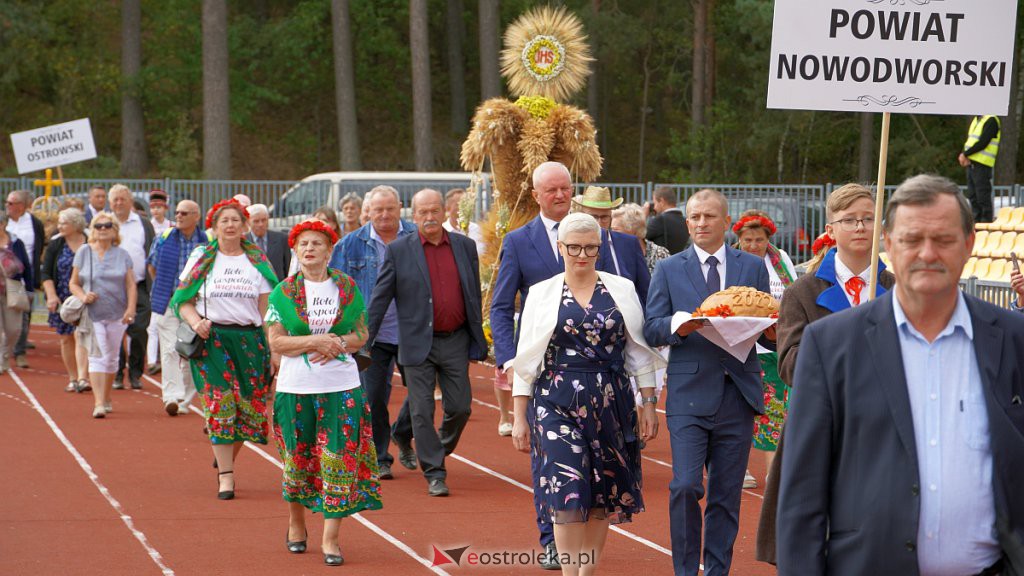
[572,186,623,209]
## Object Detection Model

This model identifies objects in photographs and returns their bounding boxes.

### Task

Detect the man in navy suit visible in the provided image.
[572,186,651,308]
[491,161,647,569]
[367,189,487,497]
[778,175,1024,575]
[643,189,774,576]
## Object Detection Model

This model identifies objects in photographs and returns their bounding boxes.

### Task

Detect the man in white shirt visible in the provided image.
[441,188,485,256]
[5,190,44,368]
[108,184,155,390]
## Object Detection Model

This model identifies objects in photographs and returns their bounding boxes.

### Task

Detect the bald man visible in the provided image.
[147,200,208,416]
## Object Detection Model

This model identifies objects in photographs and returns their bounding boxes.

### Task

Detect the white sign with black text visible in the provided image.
[9,118,97,174]
[767,0,1019,115]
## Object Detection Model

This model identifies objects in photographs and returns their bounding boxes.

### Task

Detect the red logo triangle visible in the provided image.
[431,545,454,567]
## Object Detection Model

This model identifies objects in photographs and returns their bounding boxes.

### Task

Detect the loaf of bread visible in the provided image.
[697,286,779,318]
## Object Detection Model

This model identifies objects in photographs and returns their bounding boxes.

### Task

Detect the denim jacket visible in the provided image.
[328,220,417,300]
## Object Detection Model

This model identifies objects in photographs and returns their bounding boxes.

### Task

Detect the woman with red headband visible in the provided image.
[731,209,797,490]
[755,183,896,564]
[265,219,381,566]
[170,198,278,500]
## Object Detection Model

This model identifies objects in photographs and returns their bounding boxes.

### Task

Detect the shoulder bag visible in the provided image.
[175,278,207,360]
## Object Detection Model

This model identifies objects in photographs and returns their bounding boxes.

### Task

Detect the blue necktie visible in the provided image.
[705,255,720,294]
[552,222,563,266]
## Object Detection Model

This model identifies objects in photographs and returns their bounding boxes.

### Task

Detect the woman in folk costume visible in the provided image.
[171,198,278,500]
[755,183,896,564]
[511,213,664,576]
[265,219,381,567]
[731,210,798,489]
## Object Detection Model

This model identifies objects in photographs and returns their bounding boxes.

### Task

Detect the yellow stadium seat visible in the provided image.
[1001,207,1024,232]
[977,207,1013,231]
[972,230,989,256]
[993,232,1017,259]
[973,258,993,279]
[985,259,1009,282]
[879,252,891,268]
[977,231,1003,258]
[961,257,978,279]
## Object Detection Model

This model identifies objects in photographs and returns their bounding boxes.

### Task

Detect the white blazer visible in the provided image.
[512,271,666,397]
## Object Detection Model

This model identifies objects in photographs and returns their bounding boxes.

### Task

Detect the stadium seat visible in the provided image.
[984,259,1009,282]
[1001,207,1024,232]
[961,257,978,279]
[879,252,891,269]
[973,258,993,279]
[992,232,1017,259]
[977,207,1013,231]
[972,230,989,256]
[976,231,1002,258]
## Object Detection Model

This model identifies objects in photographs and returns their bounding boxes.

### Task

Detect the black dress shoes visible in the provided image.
[395,438,418,470]
[217,471,234,500]
[427,478,449,497]
[323,552,345,566]
[539,541,561,570]
[285,528,307,554]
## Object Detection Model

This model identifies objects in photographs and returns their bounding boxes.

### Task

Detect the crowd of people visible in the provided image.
[9,162,1023,575]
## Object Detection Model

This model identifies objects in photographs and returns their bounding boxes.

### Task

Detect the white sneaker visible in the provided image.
[743,470,757,489]
[498,422,513,437]
[178,403,191,415]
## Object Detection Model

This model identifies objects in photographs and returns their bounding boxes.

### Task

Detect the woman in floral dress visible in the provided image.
[171,198,278,500]
[42,208,90,392]
[511,213,664,576]
[265,219,381,567]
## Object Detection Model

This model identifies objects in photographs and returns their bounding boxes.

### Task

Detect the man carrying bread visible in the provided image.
[643,188,776,576]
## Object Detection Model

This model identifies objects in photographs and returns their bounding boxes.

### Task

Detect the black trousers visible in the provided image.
[966,163,994,223]
[362,342,412,466]
[116,282,151,382]
[401,329,472,480]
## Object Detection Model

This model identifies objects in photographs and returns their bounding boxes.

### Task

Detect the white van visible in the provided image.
[268,171,492,231]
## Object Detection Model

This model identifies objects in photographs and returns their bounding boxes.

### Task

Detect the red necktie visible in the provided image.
[845,276,866,306]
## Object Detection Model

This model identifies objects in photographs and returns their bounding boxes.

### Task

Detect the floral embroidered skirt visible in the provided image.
[273,389,383,518]
[753,352,789,452]
[528,364,644,526]
[189,324,272,445]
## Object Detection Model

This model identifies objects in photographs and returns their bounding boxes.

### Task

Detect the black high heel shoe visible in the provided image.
[286,528,307,554]
[217,471,234,500]
[323,551,344,566]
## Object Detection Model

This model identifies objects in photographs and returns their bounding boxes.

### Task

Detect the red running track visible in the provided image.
[0,331,775,575]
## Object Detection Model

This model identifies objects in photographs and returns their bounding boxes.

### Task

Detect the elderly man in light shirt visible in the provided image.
[5,189,45,368]
[108,184,155,390]
[778,174,1024,576]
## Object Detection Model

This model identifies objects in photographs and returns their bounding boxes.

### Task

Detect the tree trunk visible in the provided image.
[690,0,707,174]
[704,0,716,112]
[479,0,502,101]
[331,0,362,169]
[120,0,148,176]
[858,113,874,183]
[447,0,468,135]
[637,44,652,182]
[202,0,231,179]
[997,24,1023,185]
[587,0,600,126]
[410,0,433,171]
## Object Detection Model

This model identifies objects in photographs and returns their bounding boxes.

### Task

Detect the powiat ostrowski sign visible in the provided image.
[767,1,1019,115]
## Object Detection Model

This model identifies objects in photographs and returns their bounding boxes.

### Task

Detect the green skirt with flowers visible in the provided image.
[753,352,789,452]
[190,324,272,445]
[273,389,383,518]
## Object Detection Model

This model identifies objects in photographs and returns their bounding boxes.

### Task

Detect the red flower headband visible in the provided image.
[731,215,777,236]
[205,198,250,230]
[288,219,339,249]
[811,232,836,256]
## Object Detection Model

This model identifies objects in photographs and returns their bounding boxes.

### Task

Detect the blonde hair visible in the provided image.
[804,183,874,274]
[89,213,121,246]
[612,203,646,237]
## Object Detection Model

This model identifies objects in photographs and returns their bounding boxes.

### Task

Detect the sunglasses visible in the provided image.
[175,210,195,217]
[94,222,114,230]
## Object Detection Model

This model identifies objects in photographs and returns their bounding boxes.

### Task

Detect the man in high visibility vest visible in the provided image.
[958,114,1001,223]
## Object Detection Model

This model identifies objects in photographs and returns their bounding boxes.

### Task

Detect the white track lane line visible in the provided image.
[141,374,451,576]
[11,369,175,576]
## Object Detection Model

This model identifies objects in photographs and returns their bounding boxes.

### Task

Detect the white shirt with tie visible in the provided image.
[693,243,727,292]
[833,255,871,308]
[539,213,562,262]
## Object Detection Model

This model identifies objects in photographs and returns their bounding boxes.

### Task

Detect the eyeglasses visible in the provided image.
[175,210,195,217]
[830,217,875,231]
[93,222,114,230]
[562,243,601,257]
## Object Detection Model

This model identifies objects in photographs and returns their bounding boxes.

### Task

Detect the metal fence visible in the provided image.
[961,277,1017,308]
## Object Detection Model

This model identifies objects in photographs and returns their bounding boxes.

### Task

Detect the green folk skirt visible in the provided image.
[273,389,383,518]
[753,352,790,452]
[189,324,272,445]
